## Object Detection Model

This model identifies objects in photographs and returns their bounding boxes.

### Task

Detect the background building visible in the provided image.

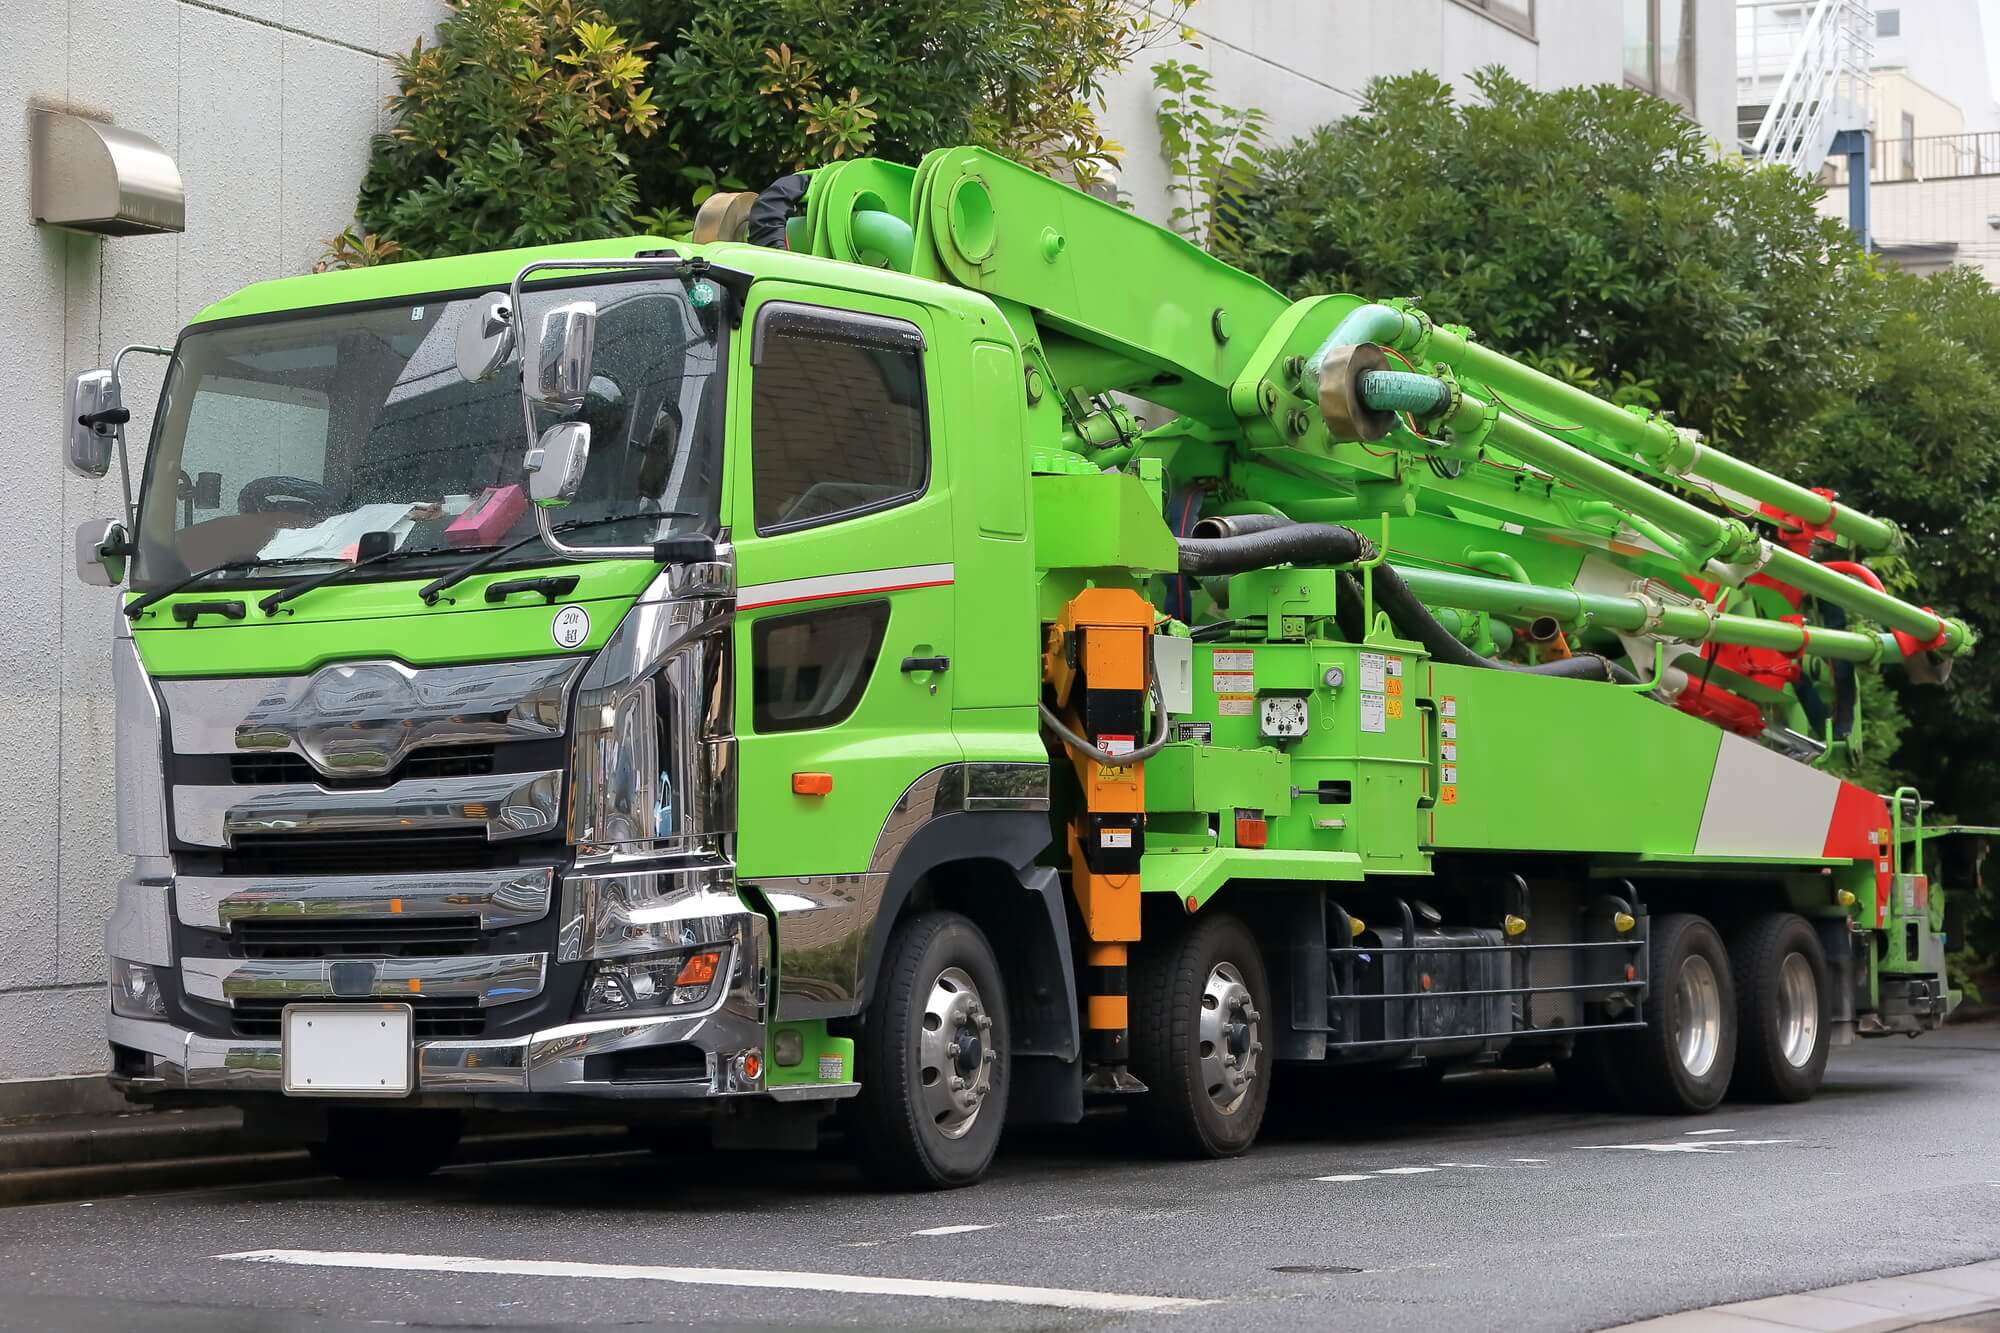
[1,0,1737,1096]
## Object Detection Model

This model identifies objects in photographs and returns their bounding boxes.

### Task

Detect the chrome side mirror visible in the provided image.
[74,518,129,586]
[67,369,121,478]
[524,422,590,507]
[456,292,516,383]
[533,301,597,406]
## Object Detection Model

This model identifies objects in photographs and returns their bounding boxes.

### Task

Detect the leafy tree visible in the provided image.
[345,0,1190,258]
[353,0,660,261]
[1153,59,1268,250]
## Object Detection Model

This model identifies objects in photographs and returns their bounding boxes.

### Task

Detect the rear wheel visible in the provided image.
[1130,914,1273,1157]
[848,911,1009,1190]
[1612,913,1737,1114]
[1728,913,1830,1102]
[310,1108,462,1182]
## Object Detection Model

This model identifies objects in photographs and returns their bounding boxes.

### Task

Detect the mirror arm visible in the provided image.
[104,344,175,527]
[531,504,656,562]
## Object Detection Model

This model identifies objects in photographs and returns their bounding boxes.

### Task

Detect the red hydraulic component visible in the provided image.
[1761,489,1841,555]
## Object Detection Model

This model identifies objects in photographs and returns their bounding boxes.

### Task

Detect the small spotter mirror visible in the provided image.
[533,301,598,406]
[74,518,129,586]
[456,292,517,384]
[524,421,591,508]
[66,369,122,478]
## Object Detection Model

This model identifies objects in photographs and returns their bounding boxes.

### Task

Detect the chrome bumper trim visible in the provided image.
[172,770,563,847]
[180,953,548,1007]
[111,908,773,1101]
[174,866,556,931]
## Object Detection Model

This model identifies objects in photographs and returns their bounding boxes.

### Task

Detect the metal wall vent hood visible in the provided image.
[30,108,184,236]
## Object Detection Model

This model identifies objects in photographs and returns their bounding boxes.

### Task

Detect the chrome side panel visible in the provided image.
[175,867,555,931]
[762,762,1051,1012]
[113,611,169,858]
[158,658,582,778]
[181,952,547,1006]
[105,874,173,967]
[172,770,562,847]
[556,859,743,963]
[571,558,736,860]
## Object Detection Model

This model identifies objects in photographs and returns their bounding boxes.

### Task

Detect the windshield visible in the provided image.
[132,275,725,591]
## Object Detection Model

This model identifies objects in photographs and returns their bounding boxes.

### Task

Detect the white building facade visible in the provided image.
[1,0,1736,1094]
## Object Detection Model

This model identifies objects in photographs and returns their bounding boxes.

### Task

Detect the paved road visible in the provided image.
[4,1023,1999,1332]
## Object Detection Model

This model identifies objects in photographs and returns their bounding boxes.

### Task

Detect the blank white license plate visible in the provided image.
[282,1004,413,1097]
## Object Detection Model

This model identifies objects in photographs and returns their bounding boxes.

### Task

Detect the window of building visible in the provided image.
[751,601,891,732]
[1877,8,1900,37]
[1625,0,1697,111]
[750,303,929,535]
[1450,0,1534,38]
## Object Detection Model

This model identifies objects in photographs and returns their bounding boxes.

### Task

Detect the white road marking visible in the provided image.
[1510,1158,1548,1163]
[1683,1128,1737,1135]
[217,1250,1207,1315]
[1432,1162,1497,1169]
[1315,1174,1378,1182]
[1374,1166,1443,1175]
[1579,1138,1802,1154]
[911,1225,993,1237]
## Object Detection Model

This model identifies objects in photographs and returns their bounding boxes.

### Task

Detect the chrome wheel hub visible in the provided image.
[1777,951,1820,1069]
[1198,961,1262,1115]
[1674,953,1723,1079]
[918,966,995,1140]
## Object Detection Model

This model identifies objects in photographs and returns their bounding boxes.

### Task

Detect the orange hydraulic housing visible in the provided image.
[1044,588,1154,1077]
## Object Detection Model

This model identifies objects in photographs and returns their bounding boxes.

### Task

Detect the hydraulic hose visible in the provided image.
[1357,369,1452,418]
[1040,672,1171,768]
[1359,566,1640,684]
[1176,521,1373,577]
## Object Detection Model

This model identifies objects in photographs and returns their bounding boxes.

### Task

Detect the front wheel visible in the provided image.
[848,911,1010,1190]
[1130,914,1273,1157]
[1612,913,1737,1114]
[1728,913,1830,1102]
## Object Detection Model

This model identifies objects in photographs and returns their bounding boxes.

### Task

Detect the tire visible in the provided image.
[848,911,1010,1190]
[1727,913,1830,1102]
[309,1108,462,1182]
[1611,913,1737,1114]
[1130,914,1273,1158]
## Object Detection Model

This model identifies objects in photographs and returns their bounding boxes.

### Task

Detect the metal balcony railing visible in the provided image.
[1825,131,2000,184]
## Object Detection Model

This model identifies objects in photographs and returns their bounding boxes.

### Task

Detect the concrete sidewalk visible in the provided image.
[1614,1260,2000,1332]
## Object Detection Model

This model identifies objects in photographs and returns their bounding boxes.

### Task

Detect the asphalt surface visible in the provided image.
[3,1023,1999,1332]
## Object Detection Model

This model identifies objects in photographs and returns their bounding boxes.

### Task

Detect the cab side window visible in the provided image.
[751,304,927,534]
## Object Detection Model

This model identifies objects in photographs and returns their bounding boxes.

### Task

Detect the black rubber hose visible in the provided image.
[748,173,810,248]
[1176,523,1372,578]
[1190,512,1295,539]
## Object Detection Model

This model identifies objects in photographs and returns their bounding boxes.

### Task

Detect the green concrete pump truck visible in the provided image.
[68,146,1977,1189]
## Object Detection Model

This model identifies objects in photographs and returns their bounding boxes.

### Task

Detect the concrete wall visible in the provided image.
[1100,0,1739,226]
[1,0,443,1080]
[1818,174,2000,281]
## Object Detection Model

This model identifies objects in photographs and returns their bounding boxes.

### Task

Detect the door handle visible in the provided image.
[900,655,950,674]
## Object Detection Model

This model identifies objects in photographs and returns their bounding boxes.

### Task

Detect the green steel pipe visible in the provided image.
[850,209,915,273]
[1575,501,1698,567]
[1392,565,1888,664]
[1426,328,1899,553]
[1754,544,1969,654]
[1465,550,1531,585]
[1357,369,1453,417]
[1475,403,1754,562]
[1305,303,1425,378]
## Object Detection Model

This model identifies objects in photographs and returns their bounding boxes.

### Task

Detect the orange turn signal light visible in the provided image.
[676,951,721,987]
[1235,814,1267,849]
[792,771,834,797]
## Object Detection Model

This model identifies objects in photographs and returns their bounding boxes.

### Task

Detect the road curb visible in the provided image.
[1610,1259,2000,1331]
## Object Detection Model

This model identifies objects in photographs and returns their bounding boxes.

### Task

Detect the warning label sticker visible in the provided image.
[1440,784,1458,806]
[1359,652,1386,692]
[1384,676,1403,697]
[1441,721,1458,741]
[818,1054,844,1081]
[1100,828,1133,849]
[1099,734,1135,757]
[1441,765,1458,784]
[1387,656,1403,678]
[1212,671,1256,696]
[1440,695,1457,719]
[1385,696,1404,720]
[1442,741,1457,763]
[1360,693,1386,733]
[1213,650,1255,673]
[1217,698,1254,717]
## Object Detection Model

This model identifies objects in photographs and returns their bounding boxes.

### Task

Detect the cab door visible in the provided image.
[729,287,960,884]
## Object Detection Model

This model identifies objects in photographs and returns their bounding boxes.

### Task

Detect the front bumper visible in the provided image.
[107,1002,766,1100]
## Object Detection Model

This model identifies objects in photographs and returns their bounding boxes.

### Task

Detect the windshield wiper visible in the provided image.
[123,556,324,620]
[259,544,451,616]
[417,512,693,606]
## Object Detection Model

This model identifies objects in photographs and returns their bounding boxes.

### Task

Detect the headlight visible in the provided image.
[109,958,166,1019]
[582,946,727,1016]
